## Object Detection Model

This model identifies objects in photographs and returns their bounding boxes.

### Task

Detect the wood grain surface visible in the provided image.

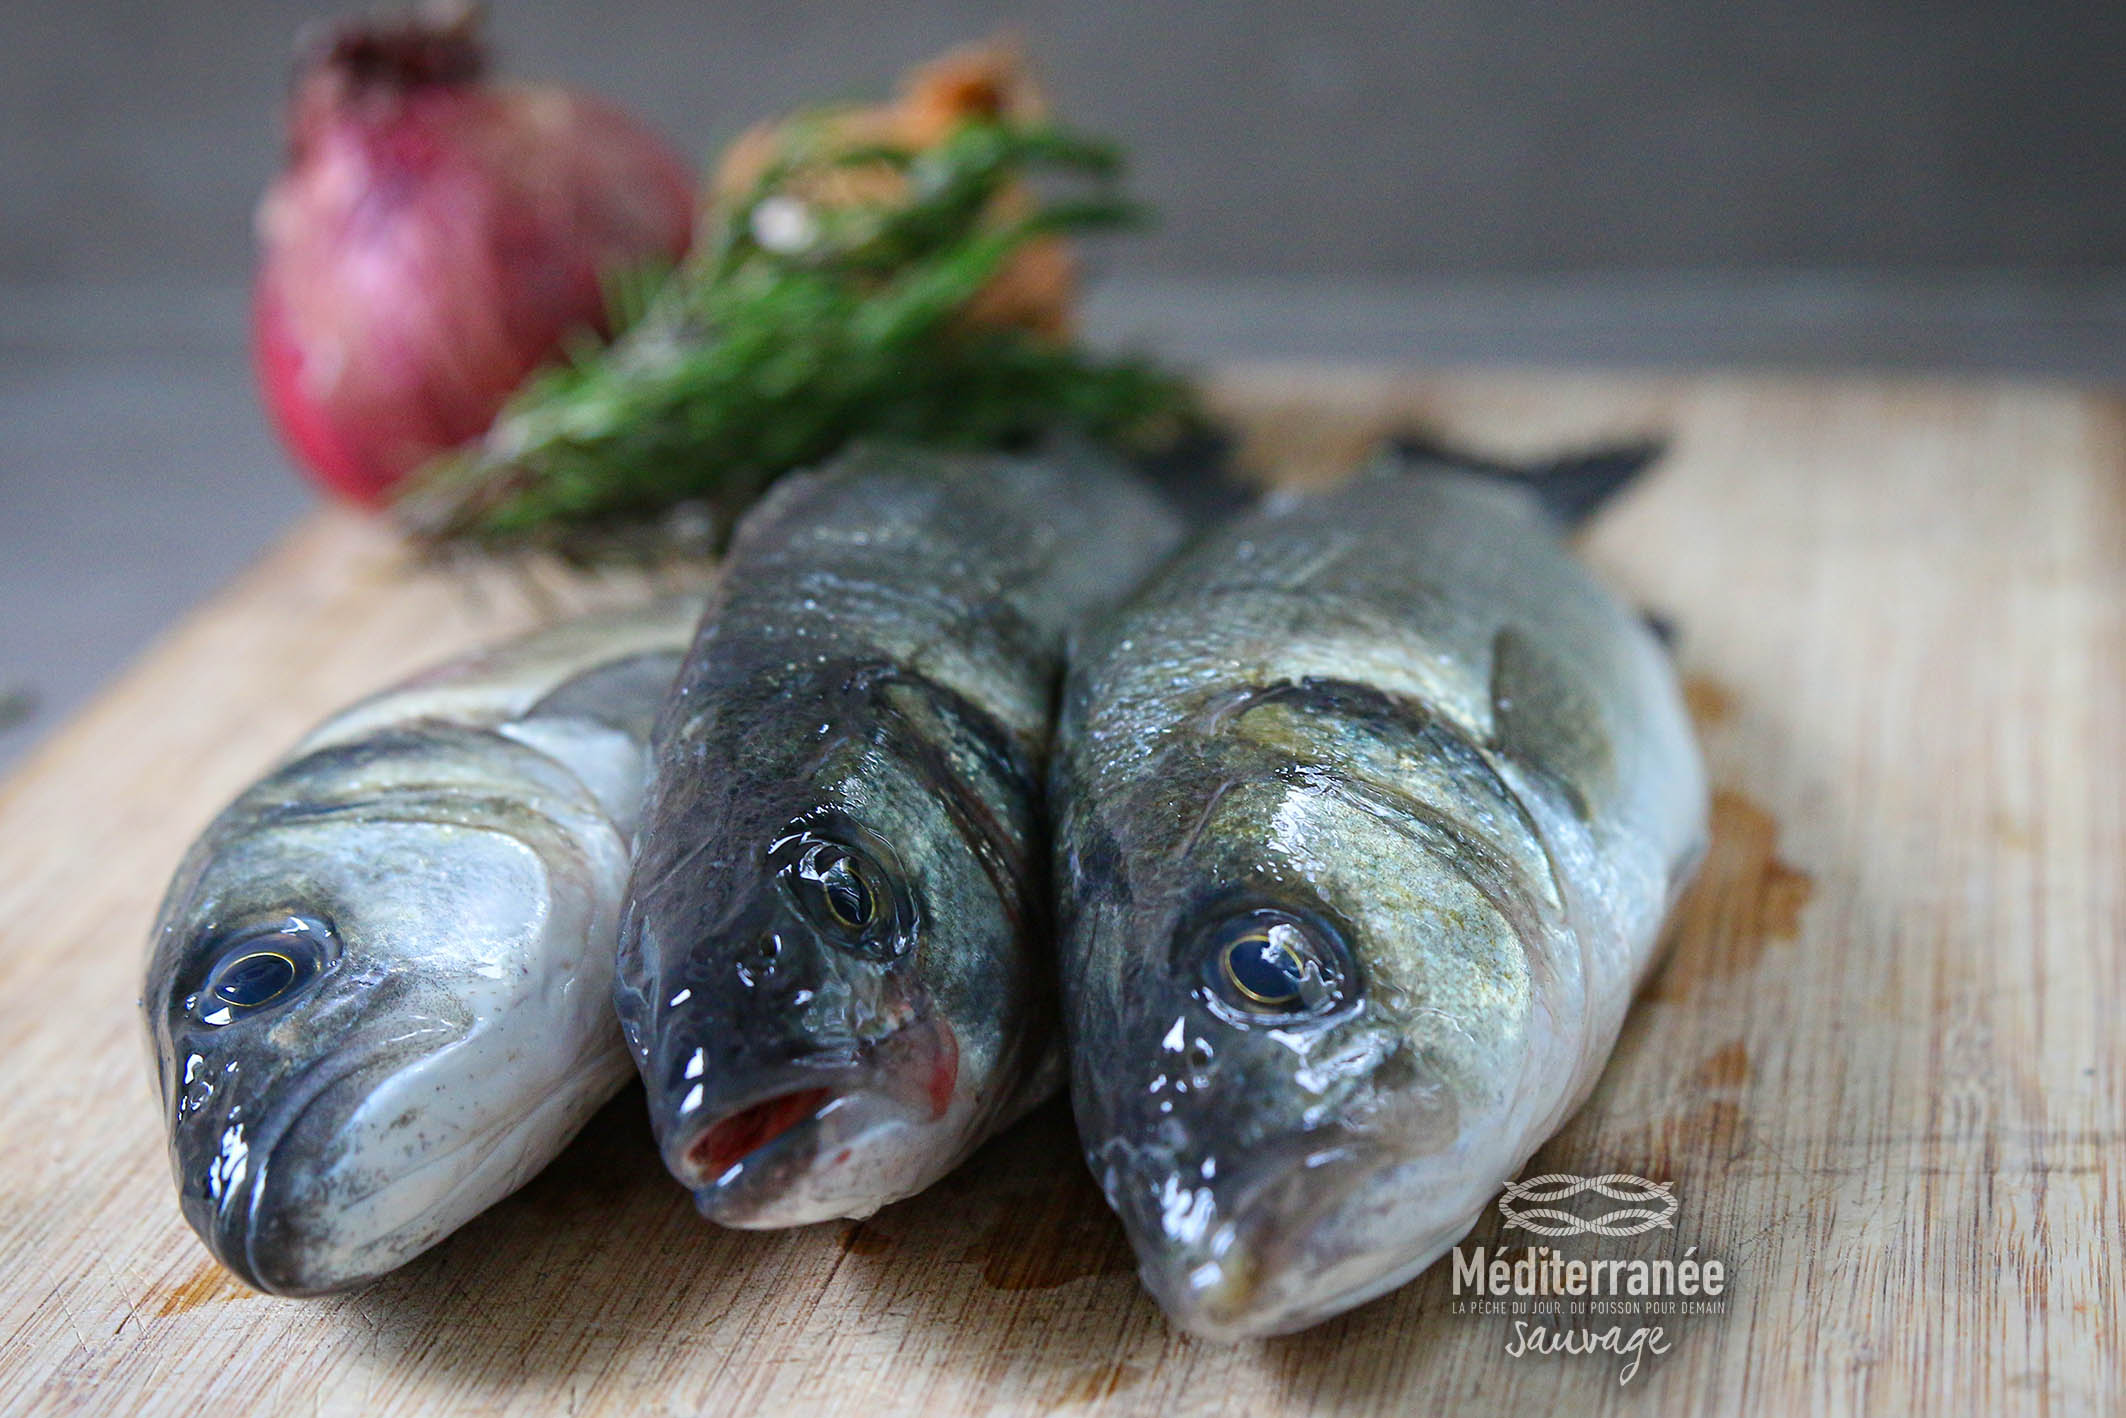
[0,368,2118,1415]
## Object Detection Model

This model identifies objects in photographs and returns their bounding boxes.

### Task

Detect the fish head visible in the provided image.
[618,664,1043,1226]
[1061,683,1561,1339]
[142,726,630,1294]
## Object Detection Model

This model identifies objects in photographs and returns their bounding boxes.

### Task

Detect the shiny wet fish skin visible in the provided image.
[1053,447,1708,1339]
[141,598,701,1296]
[618,442,1185,1227]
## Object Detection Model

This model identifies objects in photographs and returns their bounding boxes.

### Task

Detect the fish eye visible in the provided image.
[770,827,908,958]
[194,917,334,1027]
[812,849,876,930]
[1195,908,1351,1024]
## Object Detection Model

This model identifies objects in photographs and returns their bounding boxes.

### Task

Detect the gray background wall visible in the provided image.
[8,0,2126,285]
[4,1,2124,770]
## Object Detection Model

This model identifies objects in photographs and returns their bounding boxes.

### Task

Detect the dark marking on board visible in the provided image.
[1990,811,2035,852]
[154,1262,250,1317]
[1055,1360,1150,1405]
[1682,675,1737,729]
[1691,1040,1752,1090]
[841,1220,895,1257]
[1669,1097,1751,1166]
[1650,789,1815,1000]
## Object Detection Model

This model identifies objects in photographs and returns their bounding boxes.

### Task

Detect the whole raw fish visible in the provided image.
[618,442,1184,1226]
[1052,443,1707,1338]
[142,597,700,1294]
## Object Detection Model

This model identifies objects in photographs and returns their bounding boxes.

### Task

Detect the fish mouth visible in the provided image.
[182,1025,469,1297]
[683,1086,840,1184]
[665,1079,924,1228]
[661,1017,963,1228]
[1108,1129,1417,1341]
[199,1058,394,1296]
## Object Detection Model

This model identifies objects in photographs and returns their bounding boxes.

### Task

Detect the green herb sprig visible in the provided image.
[395,117,1198,554]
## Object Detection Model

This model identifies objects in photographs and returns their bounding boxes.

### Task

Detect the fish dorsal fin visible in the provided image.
[1128,422,1255,525]
[1386,431,1666,529]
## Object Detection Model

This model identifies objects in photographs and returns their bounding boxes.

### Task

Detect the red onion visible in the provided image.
[253,8,696,506]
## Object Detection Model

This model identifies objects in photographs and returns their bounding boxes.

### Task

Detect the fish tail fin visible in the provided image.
[1385,430,1666,529]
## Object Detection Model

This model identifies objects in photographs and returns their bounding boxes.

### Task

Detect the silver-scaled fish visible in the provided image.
[142,597,702,1295]
[617,442,1185,1227]
[1052,442,1708,1338]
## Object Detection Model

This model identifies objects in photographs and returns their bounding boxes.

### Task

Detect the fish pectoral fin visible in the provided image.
[1486,628,1614,823]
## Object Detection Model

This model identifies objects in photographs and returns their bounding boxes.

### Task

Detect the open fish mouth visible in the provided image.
[662,1017,963,1227]
[668,1081,929,1227]
[684,1086,840,1182]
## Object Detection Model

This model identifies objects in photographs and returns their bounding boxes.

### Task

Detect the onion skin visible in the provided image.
[253,12,696,506]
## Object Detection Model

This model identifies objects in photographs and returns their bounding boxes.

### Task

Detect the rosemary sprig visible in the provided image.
[395,117,1198,553]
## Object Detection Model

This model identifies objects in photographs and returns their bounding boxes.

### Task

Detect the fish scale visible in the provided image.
[142,595,704,1294]
[1052,444,1708,1339]
[618,439,1186,1228]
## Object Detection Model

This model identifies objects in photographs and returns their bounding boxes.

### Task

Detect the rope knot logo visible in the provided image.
[1497,1173,1678,1238]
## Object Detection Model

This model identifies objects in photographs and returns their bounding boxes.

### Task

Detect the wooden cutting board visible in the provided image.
[1,367,2118,1415]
